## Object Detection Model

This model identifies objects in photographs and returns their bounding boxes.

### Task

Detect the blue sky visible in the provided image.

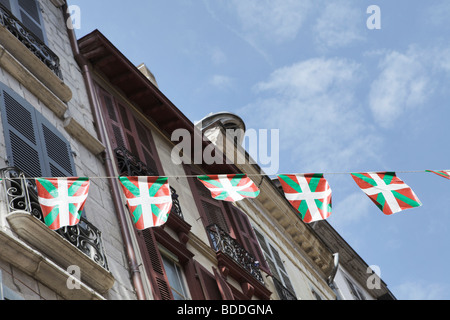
[70,0,450,300]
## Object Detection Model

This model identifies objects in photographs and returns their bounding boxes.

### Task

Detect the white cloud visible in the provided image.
[313,1,365,50]
[331,191,372,228]
[393,281,446,300]
[368,44,450,129]
[230,0,312,43]
[240,57,382,173]
[369,49,431,128]
[210,75,233,89]
[209,46,227,65]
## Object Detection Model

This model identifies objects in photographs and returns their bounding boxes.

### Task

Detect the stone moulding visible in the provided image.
[6,211,115,295]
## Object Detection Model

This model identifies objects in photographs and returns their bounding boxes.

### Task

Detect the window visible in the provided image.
[253,228,296,299]
[96,85,161,174]
[160,251,190,300]
[345,277,366,300]
[311,287,322,300]
[0,270,24,300]
[0,0,47,43]
[0,83,76,178]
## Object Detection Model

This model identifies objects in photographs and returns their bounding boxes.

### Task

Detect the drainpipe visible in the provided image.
[62,2,147,300]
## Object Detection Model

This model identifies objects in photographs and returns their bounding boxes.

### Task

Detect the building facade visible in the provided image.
[0,0,134,300]
[0,0,395,300]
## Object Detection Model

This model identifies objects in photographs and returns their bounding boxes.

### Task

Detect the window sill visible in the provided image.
[6,211,115,296]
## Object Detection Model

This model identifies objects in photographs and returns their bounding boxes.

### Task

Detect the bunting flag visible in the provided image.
[35,177,90,230]
[118,176,172,230]
[277,174,332,223]
[197,174,260,202]
[426,170,450,180]
[351,172,422,215]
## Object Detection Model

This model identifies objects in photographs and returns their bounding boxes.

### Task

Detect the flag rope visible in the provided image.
[11,169,447,180]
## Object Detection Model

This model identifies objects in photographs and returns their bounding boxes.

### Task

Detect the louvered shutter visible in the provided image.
[194,262,223,300]
[38,113,75,177]
[213,267,235,300]
[139,229,173,300]
[97,88,126,150]
[189,172,233,235]
[16,0,46,43]
[0,84,76,179]
[95,84,174,299]
[227,205,269,273]
[96,85,162,175]
[0,88,43,178]
[0,0,11,11]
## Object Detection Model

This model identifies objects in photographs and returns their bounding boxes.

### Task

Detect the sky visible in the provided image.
[69,0,450,300]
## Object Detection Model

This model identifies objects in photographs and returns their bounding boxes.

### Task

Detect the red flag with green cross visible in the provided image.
[197,174,260,202]
[118,176,172,230]
[277,174,332,223]
[351,172,422,215]
[36,177,90,230]
[426,170,450,180]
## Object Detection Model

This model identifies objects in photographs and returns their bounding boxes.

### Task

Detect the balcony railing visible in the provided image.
[206,224,264,284]
[0,3,63,80]
[273,277,297,300]
[0,167,109,270]
[114,146,184,220]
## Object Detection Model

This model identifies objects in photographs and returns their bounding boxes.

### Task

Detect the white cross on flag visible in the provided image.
[278,174,332,223]
[36,177,90,230]
[118,176,173,230]
[351,172,422,215]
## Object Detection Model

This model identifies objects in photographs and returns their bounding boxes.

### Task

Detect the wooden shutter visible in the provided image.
[0,89,43,178]
[17,0,46,43]
[38,114,75,177]
[188,169,234,236]
[0,84,75,178]
[227,204,269,273]
[0,0,11,11]
[213,267,235,300]
[194,262,223,300]
[96,85,162,175]
[139,229,173,300]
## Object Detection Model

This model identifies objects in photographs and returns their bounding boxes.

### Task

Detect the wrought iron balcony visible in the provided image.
[0,167,109,270]
[273,277,297,300]
[114,146,184,220]
[206,224,264,284]
[0,3,63,80]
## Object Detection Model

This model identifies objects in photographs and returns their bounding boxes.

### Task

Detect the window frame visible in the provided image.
[253,227,296,296]
[159,246,191,301]
[0,0,48,44]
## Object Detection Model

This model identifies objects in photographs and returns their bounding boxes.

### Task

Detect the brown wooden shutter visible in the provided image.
[188,169,234,236]
[96,84,162,175]
[194,262,223,300]
[139,229,173,300]
[227,204,270,274]
[96,84,172,299]
[97,87,126,150]
[213,267,235,300]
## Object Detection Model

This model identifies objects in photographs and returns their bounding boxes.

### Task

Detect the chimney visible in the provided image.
[137,63,158,88]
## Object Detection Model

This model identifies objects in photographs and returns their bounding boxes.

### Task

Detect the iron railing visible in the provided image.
[0,167,109,270]
[206,223,264,284]
[0,3,63,79]
[273,277,297,300]
[114,146,184,220]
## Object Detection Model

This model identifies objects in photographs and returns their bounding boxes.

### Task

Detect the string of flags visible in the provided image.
[11,169,449,231]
